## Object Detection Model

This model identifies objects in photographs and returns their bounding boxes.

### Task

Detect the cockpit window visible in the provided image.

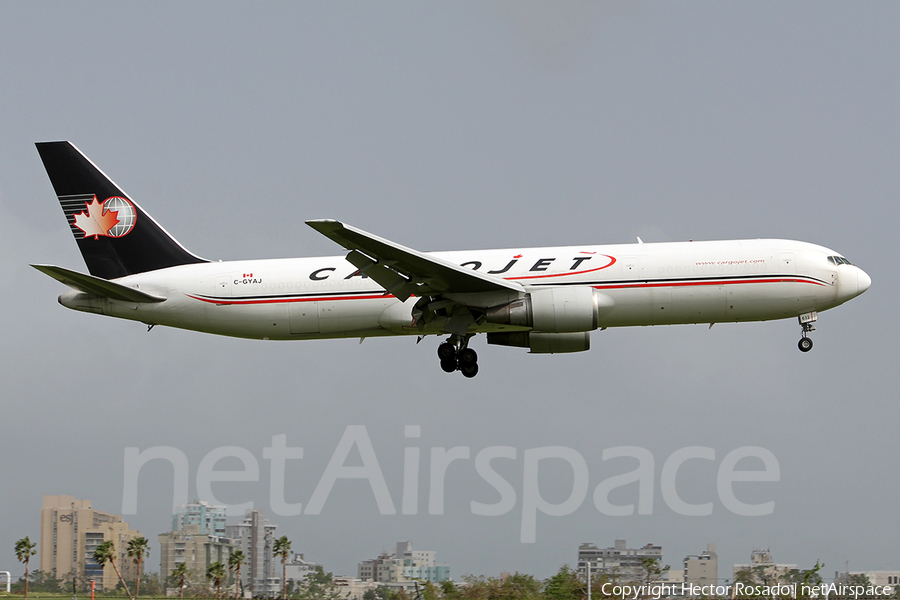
[828,255,852,266]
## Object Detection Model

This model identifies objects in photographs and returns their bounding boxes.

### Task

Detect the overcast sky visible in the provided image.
[1,1,897,582]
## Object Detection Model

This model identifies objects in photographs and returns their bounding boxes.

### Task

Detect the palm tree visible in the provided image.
[207,562,226,600]
[126,537,150,597]
[170,563,188,600]
[228,550,246,600]
[93,540,134,600]
[14,537,37,599]
[272,536,292,600]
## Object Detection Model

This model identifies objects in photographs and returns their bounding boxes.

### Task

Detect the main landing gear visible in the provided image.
[797,311,816,353]
[438,335,479,378]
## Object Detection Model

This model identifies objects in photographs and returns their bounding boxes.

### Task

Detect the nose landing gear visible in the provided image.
[437,335,479,377]
[797,311,816,353]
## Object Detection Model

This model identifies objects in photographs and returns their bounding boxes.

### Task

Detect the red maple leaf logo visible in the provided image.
[72,197,120,239]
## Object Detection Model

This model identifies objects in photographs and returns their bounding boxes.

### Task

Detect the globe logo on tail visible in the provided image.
[72,196,136,239]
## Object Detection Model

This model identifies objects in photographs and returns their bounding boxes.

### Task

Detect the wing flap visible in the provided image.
[32,264,166,303]
[346,250,419,301]
[306,220,523,297]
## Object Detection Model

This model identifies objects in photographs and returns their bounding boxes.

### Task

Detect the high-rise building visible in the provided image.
[733,549,797,584]
[358,553,402,583]
[171,501,226,537]
[39,495,142,591]
[225,510,278,597]
[358,541,450,583]
[283,554,321,586]
[577,539,664,582]
[158,525,233,588]
[683,544,718,586]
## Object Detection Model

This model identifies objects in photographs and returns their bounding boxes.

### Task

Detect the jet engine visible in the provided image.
[484,287,614,333]
[487,331,591,353]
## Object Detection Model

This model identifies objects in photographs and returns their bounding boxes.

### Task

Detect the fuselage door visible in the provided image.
[289,302,320,334]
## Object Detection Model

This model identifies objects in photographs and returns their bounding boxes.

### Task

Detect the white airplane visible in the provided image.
[33,141,871,377]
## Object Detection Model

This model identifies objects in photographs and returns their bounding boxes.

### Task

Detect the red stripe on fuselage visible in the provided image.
[186,275,826,305]
[186,293,392,305]
[592,277,827,290]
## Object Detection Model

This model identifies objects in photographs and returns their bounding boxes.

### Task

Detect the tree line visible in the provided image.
[8,535,661,600]
[14,535,895,600]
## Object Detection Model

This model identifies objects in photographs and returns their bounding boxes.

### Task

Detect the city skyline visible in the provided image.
[26,494,891,589]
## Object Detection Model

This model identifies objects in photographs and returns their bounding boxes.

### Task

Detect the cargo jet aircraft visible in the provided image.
[33,141,871,377]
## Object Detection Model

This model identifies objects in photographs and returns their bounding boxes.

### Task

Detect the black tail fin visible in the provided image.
[35,141,207,279]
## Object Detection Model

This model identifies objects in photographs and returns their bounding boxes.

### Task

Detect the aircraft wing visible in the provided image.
[32,264,166,303]
[306,220,524,301]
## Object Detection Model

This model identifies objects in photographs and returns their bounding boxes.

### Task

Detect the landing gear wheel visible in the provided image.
[437,334,479,376]
[461,362,479,378]
[437,343,457,361]
[797,312,817,353]
[459,348,478,365]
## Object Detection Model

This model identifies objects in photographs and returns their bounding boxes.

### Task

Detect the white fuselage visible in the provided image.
[59,238,870,341]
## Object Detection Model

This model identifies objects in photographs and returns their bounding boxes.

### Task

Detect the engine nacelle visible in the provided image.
[487,331,590,353]
[485,287,614,333]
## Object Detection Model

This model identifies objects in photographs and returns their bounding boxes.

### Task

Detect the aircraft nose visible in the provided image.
[857,267,871,295]
[836,264,871,301]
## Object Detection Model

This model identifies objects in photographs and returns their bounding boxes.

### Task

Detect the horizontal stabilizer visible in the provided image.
[31,264,166,303]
